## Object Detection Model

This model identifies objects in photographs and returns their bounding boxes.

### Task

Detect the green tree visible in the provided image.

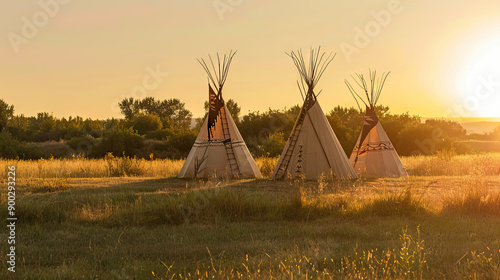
[130,114,162,135]
[0,99,14,131]
[424,119,466,138]
[27,113,59,142]
[226,99,241,124]
[6,114,30,141]
[83,118,104,138]
[0,130,40,159]
[239,106,299,156]
[165,128,197,158]
[119,97,192,129]
[327,106,363,154]
[254,131,287,157]
[92,128,144,157]
[118,98,139,120]
[377,108,421,152]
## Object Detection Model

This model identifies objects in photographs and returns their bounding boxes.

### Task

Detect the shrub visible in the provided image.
[358,187,431,218]
[104,153,143,177]
[145,129,171,140]
[0,130,41,159]
[256,157,279,177]
[442,190,500,216]
[65,136,100,156]
[136,139,182,159]
[165,129,197,158]
[129,114,162,135]
[258,131,287,157]
[34,141,73,158]
[92,128,144,157]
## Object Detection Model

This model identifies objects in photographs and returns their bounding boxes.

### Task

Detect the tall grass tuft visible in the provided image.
[149,227,429,279]
[456,249,500,279]
[255,156,279,178]
[104,153,143,177]
[357,187,432,218]
[340,227,428,279]
[442,190,500,216]
[403,153,500,176]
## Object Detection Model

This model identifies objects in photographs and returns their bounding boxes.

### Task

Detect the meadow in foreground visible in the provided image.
[0,154,499,279]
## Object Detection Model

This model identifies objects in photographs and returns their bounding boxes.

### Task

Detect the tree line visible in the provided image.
[0,98,498,160]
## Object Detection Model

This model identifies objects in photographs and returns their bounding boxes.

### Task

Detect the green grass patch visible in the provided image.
[1,176,500,279]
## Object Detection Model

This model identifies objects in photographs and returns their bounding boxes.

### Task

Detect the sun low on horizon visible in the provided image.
[1,0,500,120]
[451,32,500,119]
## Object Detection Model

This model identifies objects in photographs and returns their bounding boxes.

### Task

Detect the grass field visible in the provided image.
[1,154,500,279]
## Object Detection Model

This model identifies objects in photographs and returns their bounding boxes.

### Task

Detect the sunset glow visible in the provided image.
[455,37,500,118]
[1,0,500,119]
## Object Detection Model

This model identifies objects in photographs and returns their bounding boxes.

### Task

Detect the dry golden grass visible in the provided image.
[0,156,184,179]
[1,153,499,182]
[255,156,279,177]
[2,173,499,279]
[1,153,500,279]
[402,152,500,176]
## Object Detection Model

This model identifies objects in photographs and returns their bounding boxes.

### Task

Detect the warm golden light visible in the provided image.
[456,38,500,118]
[2,1,500,120]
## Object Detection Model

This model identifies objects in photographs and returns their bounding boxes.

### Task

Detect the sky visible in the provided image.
[1,0,500,119]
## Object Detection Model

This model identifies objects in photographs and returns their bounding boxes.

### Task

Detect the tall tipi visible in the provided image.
[178,51,261,179]
[272,48,357,180]
[345,70,407,177]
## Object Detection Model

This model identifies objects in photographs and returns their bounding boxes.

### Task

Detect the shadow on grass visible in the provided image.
[14,178,499,229]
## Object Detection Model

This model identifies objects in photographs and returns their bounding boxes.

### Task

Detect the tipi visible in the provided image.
[178,51,261,179]
[272,48,357,180]
[344,70,407,177]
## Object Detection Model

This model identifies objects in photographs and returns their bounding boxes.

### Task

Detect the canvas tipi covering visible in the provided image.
[272,48,357,180]
[178,51,261,179]
[345,71,407,177]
